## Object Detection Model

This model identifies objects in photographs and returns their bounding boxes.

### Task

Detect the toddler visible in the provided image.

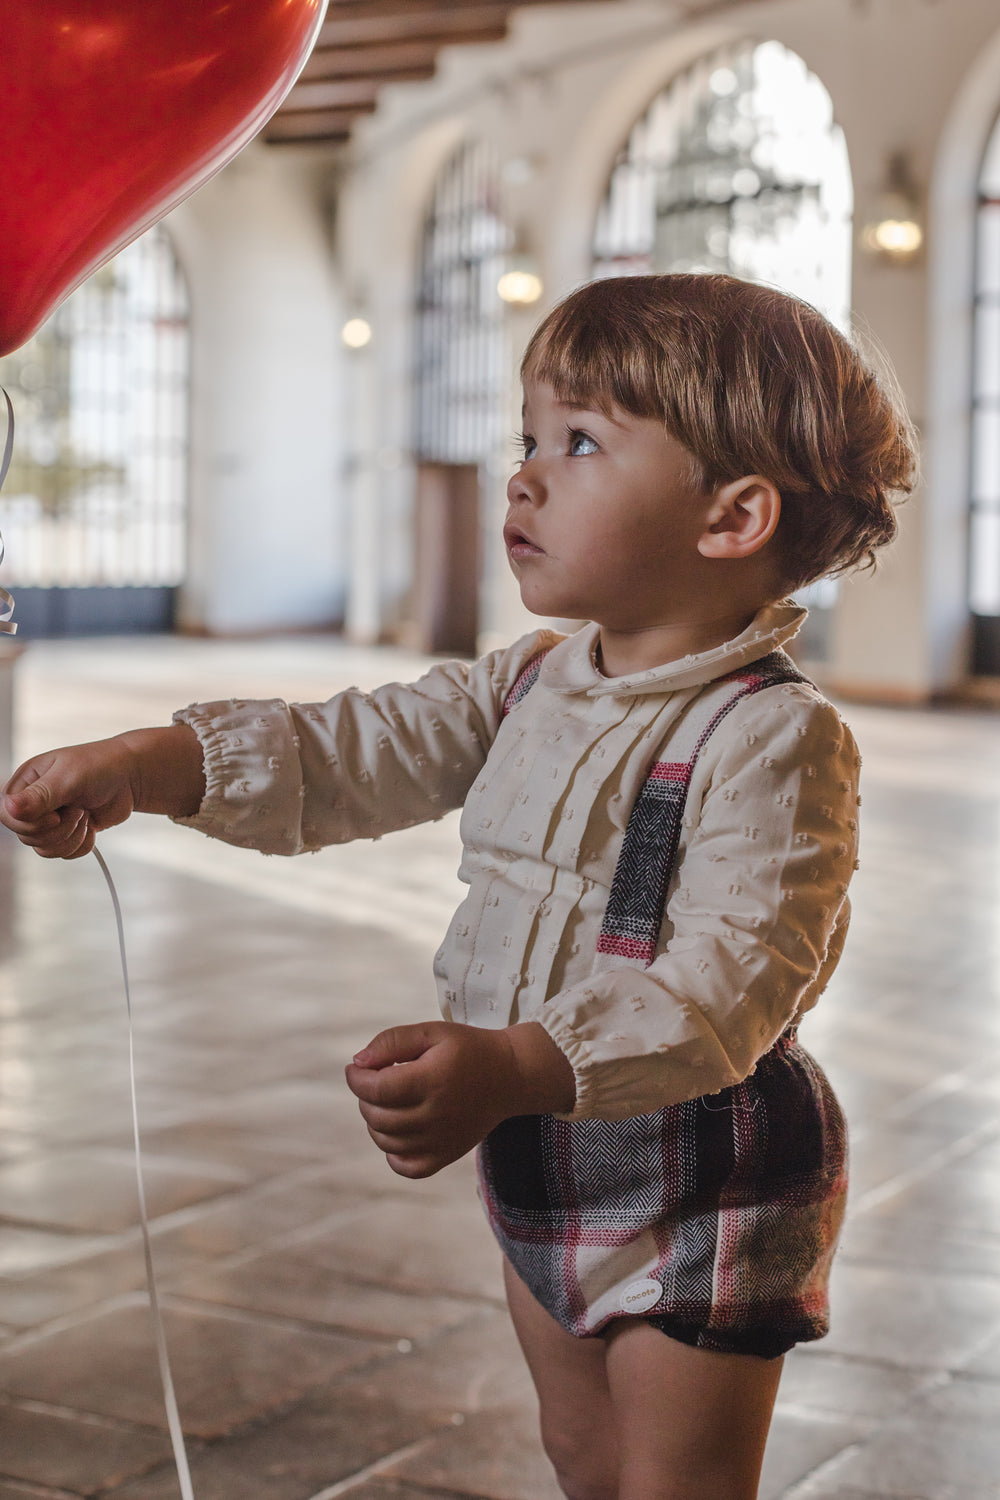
[0,275,916,1500]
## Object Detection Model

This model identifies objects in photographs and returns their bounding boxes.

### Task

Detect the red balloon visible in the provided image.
[0,0,327,356]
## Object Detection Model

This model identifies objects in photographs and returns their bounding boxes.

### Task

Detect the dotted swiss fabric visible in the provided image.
[172,601,860,1120]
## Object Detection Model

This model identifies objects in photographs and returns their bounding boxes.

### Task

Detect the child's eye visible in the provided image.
[568,428,599,456]
[516,433,536,463]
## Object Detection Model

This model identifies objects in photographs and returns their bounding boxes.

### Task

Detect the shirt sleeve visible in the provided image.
[536,685,860,1120]
[170,632,560,855]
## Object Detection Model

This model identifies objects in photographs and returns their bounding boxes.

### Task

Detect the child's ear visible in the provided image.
[696,475,781,560]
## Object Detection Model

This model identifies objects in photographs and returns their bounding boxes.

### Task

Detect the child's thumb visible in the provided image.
[4,779,54,819]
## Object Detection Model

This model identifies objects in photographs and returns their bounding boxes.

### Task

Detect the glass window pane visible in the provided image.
[0,226,189,588]
[972,409,1000,504]
[414,142,510,464]
[974,302,1000,400]
[970,507,1000,616]
[976,203,1000,298]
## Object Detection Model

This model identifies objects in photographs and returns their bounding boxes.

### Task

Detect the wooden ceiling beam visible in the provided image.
[263,108,365,144]
[279,77,385,112]
[301,41,447,82]
[316,4,516,48]
[268,0,626,146]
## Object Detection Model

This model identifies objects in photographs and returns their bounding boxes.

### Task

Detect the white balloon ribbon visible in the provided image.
[93,845,196,1499]
[1,388,17,636]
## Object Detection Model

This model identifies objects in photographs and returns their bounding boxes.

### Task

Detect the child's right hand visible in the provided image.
[0,724,206,859]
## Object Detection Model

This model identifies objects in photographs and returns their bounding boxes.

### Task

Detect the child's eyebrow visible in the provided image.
[521,397,624,426]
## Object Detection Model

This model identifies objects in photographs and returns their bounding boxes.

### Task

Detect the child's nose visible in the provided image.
[507,462,543,504]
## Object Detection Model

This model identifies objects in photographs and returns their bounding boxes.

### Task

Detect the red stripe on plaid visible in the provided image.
[646,761,690,783]
[595,933,656,960]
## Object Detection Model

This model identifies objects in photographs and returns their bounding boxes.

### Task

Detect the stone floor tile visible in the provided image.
[0,1227,112,1279]
[803,1373,1000,1494]
[820,1259,1000,1370]
[103,1387,439,1500]
[790,1486,937,1499]
[0,1401,170,1491]
[0,1301,381,1438]
[258,1195,505,1304]
[838,1213,1000,1281]
[776,1348,928,1420]
[342,1310,532,1423]
[320,1486,463,1500]
[380,1402,562,1500]
[846,1120,1000,1201]
[758,1407,871,1500]
[0,1148,240,1235]
[175,1252,486,1344]
[0,1485,81,1499]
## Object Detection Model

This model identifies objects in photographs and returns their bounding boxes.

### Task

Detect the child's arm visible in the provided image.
[345,1019,576,1177]
[170,632,560,856]
[1,724,206,858]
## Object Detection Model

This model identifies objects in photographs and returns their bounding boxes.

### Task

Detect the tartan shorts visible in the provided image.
[477,1032,847,1360]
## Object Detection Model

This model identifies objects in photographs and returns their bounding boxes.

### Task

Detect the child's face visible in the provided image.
[505,378,714,629]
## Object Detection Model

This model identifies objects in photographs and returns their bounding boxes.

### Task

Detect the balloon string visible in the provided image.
[92,845,195,1500]
[0,389,17,636]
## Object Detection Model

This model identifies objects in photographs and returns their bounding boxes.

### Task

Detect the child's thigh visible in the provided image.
[603,1322,783,1500]
[502,1259,618,1494]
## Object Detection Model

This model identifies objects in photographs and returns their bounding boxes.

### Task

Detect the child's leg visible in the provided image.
[603,1320,783,1500]
[503,1258,619,1500]
[504,1257,782,1500]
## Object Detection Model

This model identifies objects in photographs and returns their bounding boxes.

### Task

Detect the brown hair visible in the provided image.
[522,274,916,592]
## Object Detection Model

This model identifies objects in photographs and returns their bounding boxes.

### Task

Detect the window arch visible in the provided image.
[413,140,512,463]
[592,39,853,330]
[0,224,190,614]
[970,112,1000,672]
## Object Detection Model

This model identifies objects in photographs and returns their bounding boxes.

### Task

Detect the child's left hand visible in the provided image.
[345,1020,575,1178]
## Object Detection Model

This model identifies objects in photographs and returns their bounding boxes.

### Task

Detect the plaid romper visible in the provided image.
[477,649,848,1360]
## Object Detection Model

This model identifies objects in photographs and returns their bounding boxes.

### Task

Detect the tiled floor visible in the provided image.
[2,634,1000,1498]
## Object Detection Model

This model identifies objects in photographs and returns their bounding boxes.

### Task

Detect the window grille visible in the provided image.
[970,114,1000,667]
[413,140,512,463]
[592,39,853,330]
[0,224,190,589]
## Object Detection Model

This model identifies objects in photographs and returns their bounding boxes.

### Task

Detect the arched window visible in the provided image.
[414,140,511,463]
[410,141,512,654]
[592,39,852,329]
[970,114,1000,673]
[0,224,190,634]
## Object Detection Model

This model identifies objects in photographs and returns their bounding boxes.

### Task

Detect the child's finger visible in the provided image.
[11,807,86,847]
[352,1022,442,1070]
[0,806,63,837]
[385,1152,439,1179]
[34,813,93,860]
[345,1060,426,1109]
[356,1097,421,1138]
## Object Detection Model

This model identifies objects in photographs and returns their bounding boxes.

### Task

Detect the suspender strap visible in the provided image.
[502,648,552,715]
[596,651,808,968]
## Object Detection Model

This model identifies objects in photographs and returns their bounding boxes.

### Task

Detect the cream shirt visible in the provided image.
[174,601,859,1120]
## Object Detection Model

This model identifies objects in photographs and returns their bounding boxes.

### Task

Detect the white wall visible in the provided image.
[336,0,1000,696]
[167,144,345,635]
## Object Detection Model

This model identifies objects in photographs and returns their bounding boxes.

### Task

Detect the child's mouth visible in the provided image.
[504,524,544,558]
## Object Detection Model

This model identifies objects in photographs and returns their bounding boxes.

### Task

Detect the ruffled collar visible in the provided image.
[539,600,806,697]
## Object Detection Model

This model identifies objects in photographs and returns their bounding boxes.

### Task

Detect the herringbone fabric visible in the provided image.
[478,648,847,1357]
[479,1032,846,1356]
